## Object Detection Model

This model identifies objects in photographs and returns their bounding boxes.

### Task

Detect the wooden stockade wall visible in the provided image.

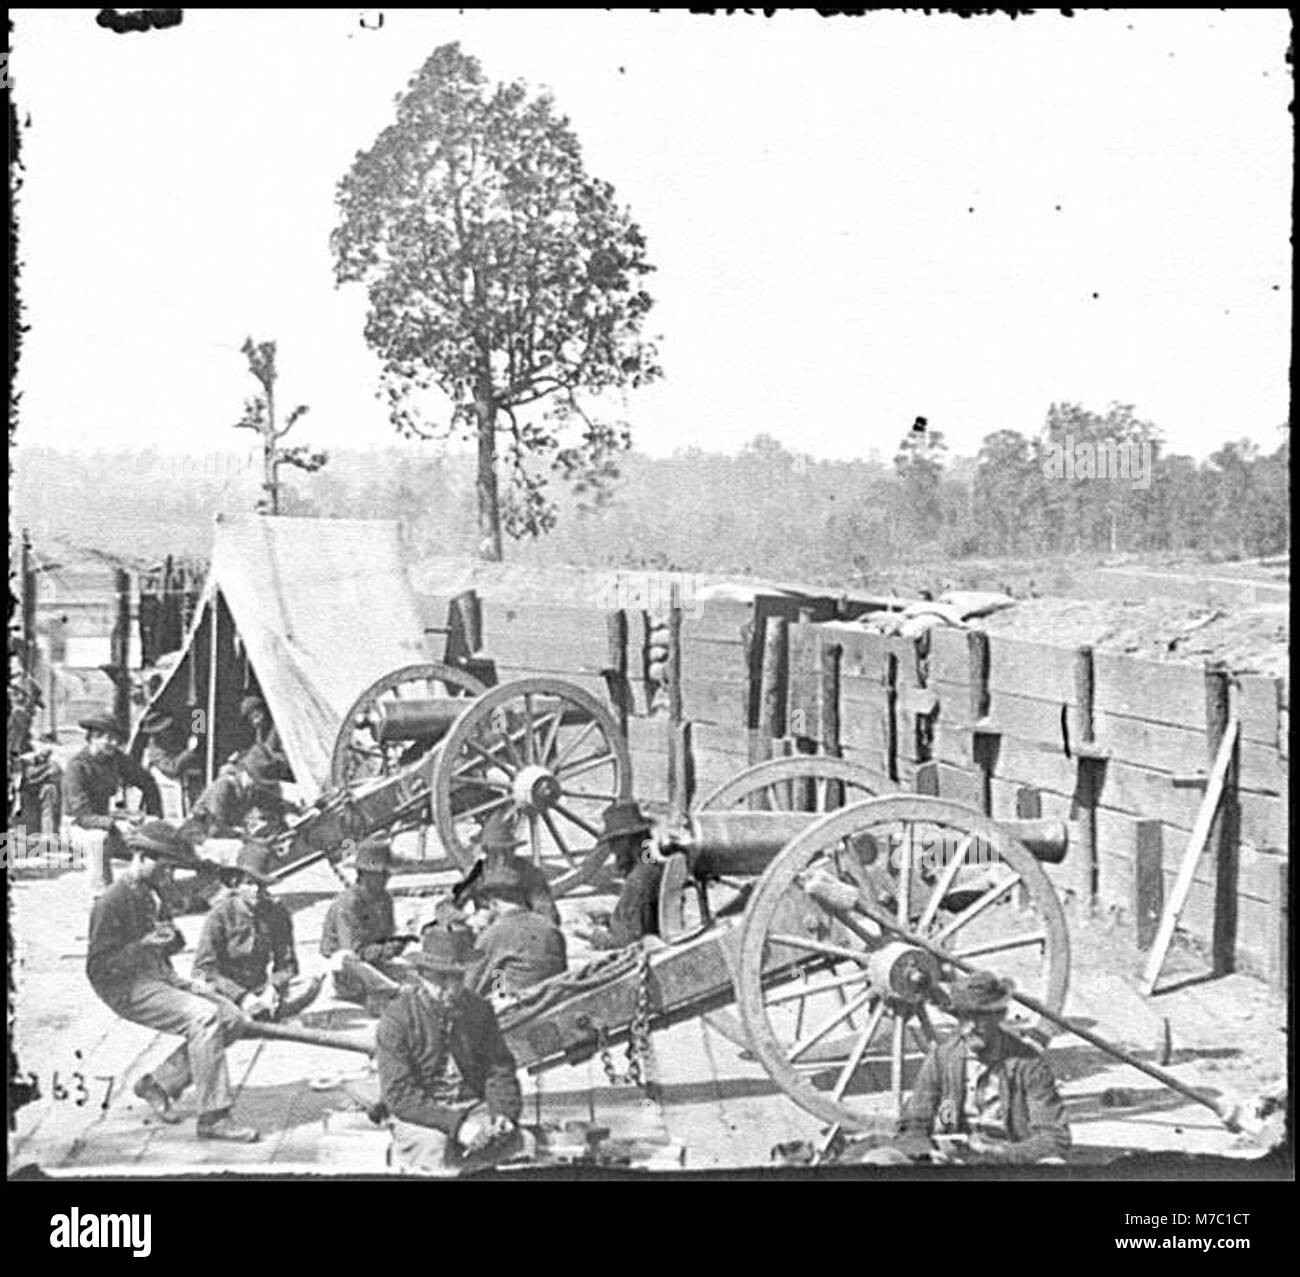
[416,585,1289,989]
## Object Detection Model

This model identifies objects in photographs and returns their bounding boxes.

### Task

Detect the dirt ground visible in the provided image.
[8,862,1288,1176]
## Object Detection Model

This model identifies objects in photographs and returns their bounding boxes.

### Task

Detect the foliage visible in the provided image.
[333,43,661,559]
[233,337,328,516]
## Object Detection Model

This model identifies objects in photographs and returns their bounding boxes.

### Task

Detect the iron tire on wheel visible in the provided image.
[735,795,1069,1133]
[329,662,487,790]
[431,677,633,896]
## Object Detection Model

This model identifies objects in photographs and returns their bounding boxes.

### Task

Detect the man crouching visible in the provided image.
[376,924,524,1176]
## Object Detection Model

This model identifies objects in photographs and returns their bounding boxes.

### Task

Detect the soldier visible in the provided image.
[192,842,322,1021]
[180,757,282,845]
[85,820,258,1142]
[468,857,568,1000]
[454,812,560,925]
[572,801,661,950]
[65,712,164,893]
[377,924,524,1176]
[319,833,416,1012]
[895,971,1071,1165]
[139,709,205,810]
[239,694,292,782]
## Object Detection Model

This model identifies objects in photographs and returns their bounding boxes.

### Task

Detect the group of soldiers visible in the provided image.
[69,700,1069,1173]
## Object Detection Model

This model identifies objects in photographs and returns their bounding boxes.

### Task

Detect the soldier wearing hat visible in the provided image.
[85,820,258,1142]
[454,812,560,925]
[376,924,524,1176]
[238,693,293,783]
[192,843,322,1021]
[895,970,1070,1165]
[65,712,164,893]
[180,755,284,845]
[139,708,205,809]
[573,801,662,950]
[320,833,416,1011]
[467,856,568,1000]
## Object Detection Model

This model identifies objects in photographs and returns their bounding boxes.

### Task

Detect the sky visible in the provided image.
[10,8,1293,464]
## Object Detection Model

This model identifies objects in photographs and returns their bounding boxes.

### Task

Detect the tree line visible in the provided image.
[11,403,1288,586]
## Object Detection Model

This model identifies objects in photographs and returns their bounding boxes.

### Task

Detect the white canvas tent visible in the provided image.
[134,515,430,803]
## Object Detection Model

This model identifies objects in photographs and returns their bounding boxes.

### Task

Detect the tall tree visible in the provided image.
[332,43,661,561]
[893,426,948,549]
[233,338,328,516]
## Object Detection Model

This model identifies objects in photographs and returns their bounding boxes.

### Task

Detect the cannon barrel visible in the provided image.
[372,696,597,742]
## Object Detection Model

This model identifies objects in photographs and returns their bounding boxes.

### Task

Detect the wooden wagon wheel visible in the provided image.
[661,755,880,942]
[329,662,487,791]
[735,795,1070,1134]
[432,677,633,897]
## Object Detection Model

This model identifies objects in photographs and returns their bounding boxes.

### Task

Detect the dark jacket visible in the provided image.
[181,772,257,841]
[595,861,663,949]
[898,1030,1071,1164]
[463,858,560,926]
[320,883,396,965]
[193,890,297,1000]
[470,910,567,997]
[86,877,185,998]
[65,748,162,831]
[144,736,203,783]
[376,985,522,1134]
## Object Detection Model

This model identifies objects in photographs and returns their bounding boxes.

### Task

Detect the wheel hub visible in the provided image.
[867,942,941,1003]
[513,764,561,813]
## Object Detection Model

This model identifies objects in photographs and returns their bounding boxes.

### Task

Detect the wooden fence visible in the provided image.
[420,587,1289,989]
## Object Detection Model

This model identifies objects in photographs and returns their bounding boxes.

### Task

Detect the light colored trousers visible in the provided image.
[100,975,244,1119]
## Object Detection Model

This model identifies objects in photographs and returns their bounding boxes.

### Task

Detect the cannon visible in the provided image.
[266,664,633,896]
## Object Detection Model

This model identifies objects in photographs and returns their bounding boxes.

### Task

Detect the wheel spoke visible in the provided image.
[914,1003,939,1046]
[890,1015,906,1113]
[767,967,873,1006]
[830,999,887,1101]
[950,931,1047,960]
[535,711,563,767]
[933,873,1022,943]
[896,822,914,924]
[766,934,872,965]
[554,751,616,782]
[528,812,542,868]
[540,809,577,868]
[523,694,536,766]
[786,986,876,1063]
[456,794,514,823]
[551,802,601,838]
[552,718,597,769]
[458,737,518,781]
[917,832,974,931]
[559,789,620,804]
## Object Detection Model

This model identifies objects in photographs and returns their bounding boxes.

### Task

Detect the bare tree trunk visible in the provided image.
[474,373,502,562]
[265,376,279,515]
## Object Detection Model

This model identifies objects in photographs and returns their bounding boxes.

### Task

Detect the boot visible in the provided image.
[276,974,324,1021]
[197,1113,260,1143]
[133,1074,181,1125]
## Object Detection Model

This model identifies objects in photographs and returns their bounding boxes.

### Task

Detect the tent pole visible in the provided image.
[206,594,220,784]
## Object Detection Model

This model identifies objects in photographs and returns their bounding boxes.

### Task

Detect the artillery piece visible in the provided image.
[265,664,633,896]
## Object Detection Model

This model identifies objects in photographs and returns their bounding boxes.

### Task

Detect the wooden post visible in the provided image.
[884,647,899,783]
[666,584,687,821]
[1134,820,1164,951]
[111,569,132,741]
[604,608,630,736]
[819,639,843,807]
[205,595,220,784]
[758,615,789,758]
[20,529,37,677]
[1072,645,1099,907]
[1206,662,1239,976]
[968,629,993,816]
[1014,786,1041,907]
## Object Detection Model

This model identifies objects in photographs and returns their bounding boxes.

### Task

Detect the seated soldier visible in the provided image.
[86,820,258,1142]
[572,801,661,950]
[377,924,524,1176]
[139,709,205,811]
[892,971,1071,1166]
[192,842,321,1021]
[454,812,560,925]
[319,833,416,1013]
[180,758,282,845]
[468,858,568,1001]
[238,695,293,783]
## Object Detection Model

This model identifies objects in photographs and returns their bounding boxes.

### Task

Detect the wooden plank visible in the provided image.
[493,665,611,701]
[680,598,754,644]
[1134,820,1164,950]
[927,625,970,686]
[787,623,821,742]
[986,635,1079,703]
[1237,674,1281,747]
[626,715,669,757]
[681,677,749,728]
[481,602,613,659]
[934,681,1067,749]
[837,631,893,682]
[1092,651,1207,730]
[691,721,751,759]
[679,639,751,685]
[1263,860,1288,991]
